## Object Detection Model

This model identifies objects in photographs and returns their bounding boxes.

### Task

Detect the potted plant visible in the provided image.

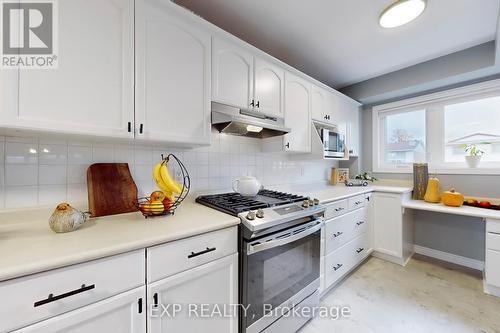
[464,144,484,168]
[355,172,378,182]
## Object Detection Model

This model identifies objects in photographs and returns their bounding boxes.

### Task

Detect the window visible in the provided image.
[373,79,500,174]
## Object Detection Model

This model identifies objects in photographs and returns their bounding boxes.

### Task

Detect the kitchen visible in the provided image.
[1,0,500,332]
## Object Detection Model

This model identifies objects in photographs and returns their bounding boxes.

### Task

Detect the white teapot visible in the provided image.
[232,176,262,196]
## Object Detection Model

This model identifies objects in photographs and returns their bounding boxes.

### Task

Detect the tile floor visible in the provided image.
[300,255,500,333]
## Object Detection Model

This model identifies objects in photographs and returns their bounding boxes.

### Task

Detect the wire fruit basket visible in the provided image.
[136,153,191,218]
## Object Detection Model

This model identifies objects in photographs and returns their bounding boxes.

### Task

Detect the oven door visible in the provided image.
[241,219,321,333]
[322,129,345,158]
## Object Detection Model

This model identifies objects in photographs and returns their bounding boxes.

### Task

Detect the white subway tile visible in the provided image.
[5,186,38,208]
[39,144,67,165]
[114,146,135,164]
[133,164,153,182]
[134,147,153,165]
[68,145,92,165]
[39,165,67,185]
[93,146,114,163]
[67,184,88,207]
[5,164,37,186]
[38,185,67,206]
[67,164,88,184]
[5,142,38,164]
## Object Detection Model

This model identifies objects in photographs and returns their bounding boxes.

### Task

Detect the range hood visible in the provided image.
[211,102,290,139]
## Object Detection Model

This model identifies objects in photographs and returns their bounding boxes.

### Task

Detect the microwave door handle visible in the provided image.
[247,220,322,255]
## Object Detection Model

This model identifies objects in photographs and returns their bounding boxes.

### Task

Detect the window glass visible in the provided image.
[444,96,500,162]
[383,110,426,165]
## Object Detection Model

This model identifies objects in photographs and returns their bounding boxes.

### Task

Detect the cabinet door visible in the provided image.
[8,0,134,138]
[372,193,403,258]
[148,254,238,333]
[254,57,284,117]
[14,287,146,333]
[311,86,332,123]
[136,0,211,145]
[283,73,311,153]
[212,38,254,110]
[342,98,360,157]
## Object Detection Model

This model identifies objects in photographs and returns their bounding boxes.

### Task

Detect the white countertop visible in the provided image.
[402,199,500,220]
[0,182,413,282]
[268,182,413,204]
[0,200,240,282]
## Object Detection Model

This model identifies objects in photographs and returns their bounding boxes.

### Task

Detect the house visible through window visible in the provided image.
[373,79,500,173]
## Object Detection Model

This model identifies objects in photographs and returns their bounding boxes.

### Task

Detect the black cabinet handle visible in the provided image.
[333,231,343,238]
[334,207,344,212]
[188,247,216,259]
[34,284,95,307]
[250,99,255,107]
[356,221,365,226]
[153,293,159,308]
[139,123,144,134]
[356,248,364,254]
[285,142,290,149]
[256,101,260,108]
[333,263,343,271]
[138,298,143,313]
[127,122,132,133]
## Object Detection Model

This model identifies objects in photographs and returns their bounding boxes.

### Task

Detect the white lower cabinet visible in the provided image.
[13,287,146,333]
[320,193,372,295]
[485,219,500,295]
[148,254,238,333]
[372,192,413,266]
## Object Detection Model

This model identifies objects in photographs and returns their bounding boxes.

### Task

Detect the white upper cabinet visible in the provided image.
[254,58,284,117]
[135,0,211,145]
[3,0,135,138]
[212,38,254,110]
[311,86,333,124]
[283,72,311,153]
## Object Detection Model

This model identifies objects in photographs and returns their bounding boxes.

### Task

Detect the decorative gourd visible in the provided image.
[442,189,464,207]
[424,177,440,203]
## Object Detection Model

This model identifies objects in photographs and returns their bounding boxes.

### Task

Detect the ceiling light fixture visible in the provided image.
[379,0,426,28]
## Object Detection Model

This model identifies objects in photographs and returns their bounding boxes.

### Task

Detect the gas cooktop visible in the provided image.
[195,189,308,216]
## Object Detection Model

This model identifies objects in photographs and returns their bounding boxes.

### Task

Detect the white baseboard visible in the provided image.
[413,245,484,271]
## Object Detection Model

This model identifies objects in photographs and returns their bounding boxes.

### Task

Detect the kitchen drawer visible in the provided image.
[348,194,366,211]
[0,250,145,333]
[325,208,367,255]
[147,226,237,282]
[324,199,349,220]
[324,233,368,289]
[486,249,500,288]
[487,232,500,251]
[487,219,500,234]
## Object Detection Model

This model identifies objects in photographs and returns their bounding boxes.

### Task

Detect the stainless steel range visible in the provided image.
[196,190,325,333]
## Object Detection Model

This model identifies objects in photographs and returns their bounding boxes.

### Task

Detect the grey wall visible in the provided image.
[360,106,499,261]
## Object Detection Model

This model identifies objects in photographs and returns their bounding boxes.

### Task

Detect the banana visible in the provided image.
[153,162,172,194]
[159,161,183,194]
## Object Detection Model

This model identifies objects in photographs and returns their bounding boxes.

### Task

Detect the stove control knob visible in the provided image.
[256,209,265,218]
[246,211,256,220]
[308,199,314,206]
[313,198,320,205]
[302,200,310,208]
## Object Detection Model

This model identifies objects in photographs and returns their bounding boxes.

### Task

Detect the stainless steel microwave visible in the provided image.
[320,127,346,158]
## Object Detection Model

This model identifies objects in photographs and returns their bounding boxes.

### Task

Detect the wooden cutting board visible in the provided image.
[87,163,138,217]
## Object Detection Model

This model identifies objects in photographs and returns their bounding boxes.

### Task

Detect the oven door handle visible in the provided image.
[247,220,322,255]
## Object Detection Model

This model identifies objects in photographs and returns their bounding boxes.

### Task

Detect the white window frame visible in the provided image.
[373,78,500,175]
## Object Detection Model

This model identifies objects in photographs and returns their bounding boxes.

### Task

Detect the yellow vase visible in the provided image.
[424,177,441,203]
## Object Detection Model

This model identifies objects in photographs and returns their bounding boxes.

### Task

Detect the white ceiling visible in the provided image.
[175,0,500,89]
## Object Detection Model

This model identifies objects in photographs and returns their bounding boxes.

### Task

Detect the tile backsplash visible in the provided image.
[0,131,337,210]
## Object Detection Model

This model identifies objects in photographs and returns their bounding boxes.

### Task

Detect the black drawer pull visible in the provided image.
[34,284,95,307]
[188,247,216,259]
[138,298,143,313]
[333,263,343,271]
[333,231,343,238]
[334,207,344,212]
[127,122,132,133]
[356,221,365,226]
[356,248,364,254]
[153,293,159,308]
